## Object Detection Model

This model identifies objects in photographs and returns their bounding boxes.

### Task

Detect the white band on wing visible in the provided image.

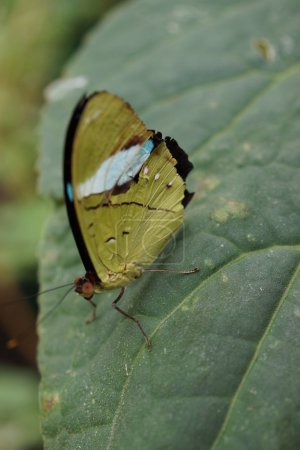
[77,139,154,199]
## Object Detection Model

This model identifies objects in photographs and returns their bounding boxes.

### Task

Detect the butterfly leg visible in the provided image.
[112,287,151,350]
[85,298,97,324]
[144,267,200,274]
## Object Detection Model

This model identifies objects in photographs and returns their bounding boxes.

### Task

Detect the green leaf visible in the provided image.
[38,0,300,449]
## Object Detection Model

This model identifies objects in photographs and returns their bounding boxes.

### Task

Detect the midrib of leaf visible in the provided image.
[142,60,300,120]
[138,68,268,117]
[211,258,300,450]
[106,245,300,450]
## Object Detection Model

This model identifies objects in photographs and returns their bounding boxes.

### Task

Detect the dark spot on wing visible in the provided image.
[112,181,132,195]
[151,131,162,146]
[105,237,116,243]
[122,135,148,150]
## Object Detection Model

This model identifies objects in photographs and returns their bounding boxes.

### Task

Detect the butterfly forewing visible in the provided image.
[72,92,152,185]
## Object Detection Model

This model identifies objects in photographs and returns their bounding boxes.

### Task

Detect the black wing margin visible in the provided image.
[63,94,97,274]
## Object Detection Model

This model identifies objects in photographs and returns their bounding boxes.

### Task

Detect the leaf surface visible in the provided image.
[38,0,300,448]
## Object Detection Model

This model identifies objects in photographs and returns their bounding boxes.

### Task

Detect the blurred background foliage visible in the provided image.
[0,0,122,448]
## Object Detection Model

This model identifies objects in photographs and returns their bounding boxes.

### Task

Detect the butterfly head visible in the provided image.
[73,271,100,299]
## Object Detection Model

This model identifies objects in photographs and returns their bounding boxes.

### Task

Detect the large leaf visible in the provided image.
[38,0,300,448]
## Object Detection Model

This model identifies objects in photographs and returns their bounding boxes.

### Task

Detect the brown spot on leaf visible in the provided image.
[41,393,60,415]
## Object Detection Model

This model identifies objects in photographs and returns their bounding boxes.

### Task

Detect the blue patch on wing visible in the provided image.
[66,182,73,202]
[142,139,155,155]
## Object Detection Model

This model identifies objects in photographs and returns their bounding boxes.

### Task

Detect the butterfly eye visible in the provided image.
[81,281,95,299]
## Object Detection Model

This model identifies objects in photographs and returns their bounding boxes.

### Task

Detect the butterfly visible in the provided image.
[64,91,198,348]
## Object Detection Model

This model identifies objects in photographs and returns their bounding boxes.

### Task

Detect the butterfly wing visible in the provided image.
[64,92,193,288]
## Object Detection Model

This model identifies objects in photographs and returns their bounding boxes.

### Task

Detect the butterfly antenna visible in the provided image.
[2,282,74,307]
[6,285,74,350]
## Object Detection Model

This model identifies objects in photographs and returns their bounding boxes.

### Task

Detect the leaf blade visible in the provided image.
[38,0,300,448]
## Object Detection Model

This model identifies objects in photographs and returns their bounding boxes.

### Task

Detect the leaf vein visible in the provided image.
[210,258,300,450]
[190,62,300,156]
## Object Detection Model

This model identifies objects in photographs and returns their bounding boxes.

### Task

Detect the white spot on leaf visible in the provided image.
[125,364,129,376]
[44,76,88,102]
[221,273,229,283]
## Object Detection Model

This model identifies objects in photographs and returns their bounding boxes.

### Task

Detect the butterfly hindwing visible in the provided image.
[82,141,185,280]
